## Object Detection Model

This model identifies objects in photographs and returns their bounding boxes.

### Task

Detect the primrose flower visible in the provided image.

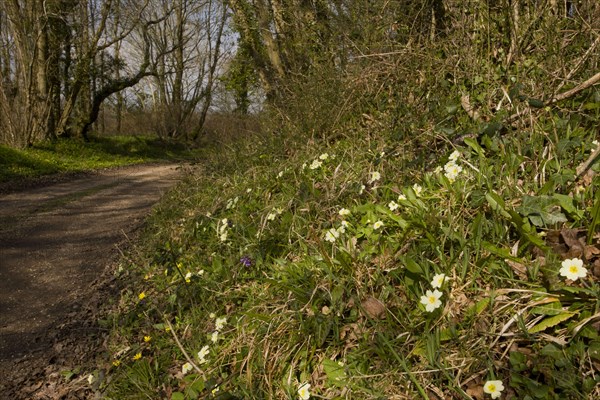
[369,171,381,183]
[373,220,384,230]
[430,273,447,289]
[181,362,193,375]
[449,150,461,161]
[412,184,423,196]
[398,194,407,201]
[420,289,443,312]
[444,162,463,182]
[267,212,277,221]
[337,221,349,234]
[297,382,311,400]
[215,316,227,331]
[219,232,228,242]
[339,208,351,216]
[211,331,219,343]
[185,272,192,283]
[559,258,587,281]
[388,201,399,211]
[309,159,322,169]
[483,380,505,399]
[325,228,339,243]
[87,374,95,385]
[197,345,210,364]
[319,153,329,160]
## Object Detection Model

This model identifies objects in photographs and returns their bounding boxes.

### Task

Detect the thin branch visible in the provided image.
[165,319,205,377]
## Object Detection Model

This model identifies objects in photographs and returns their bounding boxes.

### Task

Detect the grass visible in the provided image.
[0,135,197,184]
[94,115,599,399]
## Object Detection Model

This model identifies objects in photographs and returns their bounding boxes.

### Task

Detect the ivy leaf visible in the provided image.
[322,359,347,387]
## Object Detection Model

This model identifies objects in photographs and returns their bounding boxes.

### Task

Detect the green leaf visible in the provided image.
[528,98,545,108]
[530,300,562,316]
[464,138,485,157]
[485,192,511,219]
[171,392,185,400]
[516,195,567,227]
[322,359,347,387]
[528,312,576,334]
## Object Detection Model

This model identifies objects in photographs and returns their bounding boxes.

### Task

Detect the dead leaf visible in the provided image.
[466,382,485,399]
[505,259,528,280]
[360,297,386,319]
[560,229,584,259]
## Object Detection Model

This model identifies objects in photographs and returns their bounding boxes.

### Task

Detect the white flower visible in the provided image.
[219,232,228,242]
[87,374,95,385]
[209,313,216,319]
[321,306,331,315]
[319,153,329,160]
[593,139,599,148]
[339,208,351,216]
[197,269,205,276]
[185,272,193,283]
[278,171,284,178]
[369,171,381,183]
[433,166,443,174]
[373,220,384,230]
[197,345,210,364]
[430,273,447,289]
[267,212,277,221]
[309,159,322,169]
[181,362,193,375]
[420,289,443,312]
[325,228,339,243]
[483,380,505,399]
[388,201,399,211]
[297,382,311,400]
[449,150,461,161]
[444,161,463,182]
[215,317,227,331]
[398,194,407,201]
[210,331,219,343]
[412,184,423,196]
[246,188,252,193]
[559,258,587,281]
[337,221,349,234]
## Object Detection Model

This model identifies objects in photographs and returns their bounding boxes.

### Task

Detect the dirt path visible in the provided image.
[0,163,184,399]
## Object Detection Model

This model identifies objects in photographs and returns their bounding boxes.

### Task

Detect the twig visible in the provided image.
[555,35,600,94]
[546,71,600,105]
[165,319,205,377]
[575,146,600,180]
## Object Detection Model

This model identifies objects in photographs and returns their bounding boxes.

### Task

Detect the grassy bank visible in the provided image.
[95,116,599,399]
[0,135,195,184]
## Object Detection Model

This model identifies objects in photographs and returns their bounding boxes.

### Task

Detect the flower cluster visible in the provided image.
[218,218,231,242]
[267,207,284,221]
[443,150,463,183]
[325,221,349,243]
[420,273,447,312]
[226,196,239,210]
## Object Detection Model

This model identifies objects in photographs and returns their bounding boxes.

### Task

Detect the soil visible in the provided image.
[0,163,184,399]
